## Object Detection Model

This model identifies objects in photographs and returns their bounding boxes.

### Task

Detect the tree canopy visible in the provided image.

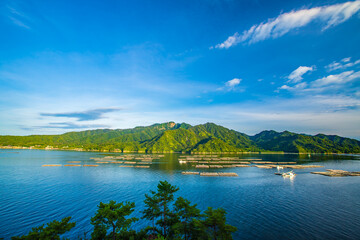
[11,181,238,240]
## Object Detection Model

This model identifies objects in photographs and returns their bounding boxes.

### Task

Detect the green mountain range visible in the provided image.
[0,122,359,153]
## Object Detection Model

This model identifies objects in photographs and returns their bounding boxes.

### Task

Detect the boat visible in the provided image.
[282,170,296,177]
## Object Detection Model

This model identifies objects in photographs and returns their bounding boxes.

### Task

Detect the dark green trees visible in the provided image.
[142,180,237,240]
[11,216,75,240]
[201,207,237,240]
[2,122,359,153]
[173,197,201,240]
[142,180,179,238]
[11,181,237,240]
[90,201,138,240]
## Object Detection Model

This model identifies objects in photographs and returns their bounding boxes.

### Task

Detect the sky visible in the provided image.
[0,0,360,139]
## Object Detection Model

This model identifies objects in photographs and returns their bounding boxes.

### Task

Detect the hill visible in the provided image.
[0,122,359,153]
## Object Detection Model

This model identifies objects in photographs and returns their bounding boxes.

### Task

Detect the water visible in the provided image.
[0,149,359,239]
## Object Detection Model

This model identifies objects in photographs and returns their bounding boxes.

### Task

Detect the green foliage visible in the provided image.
[173,197,201,240]
[11,181,237,240]
[200,207,237,240]
[252,130,360,153]
[190,123,257,151]
[11,216,75,240]
[2,122,358,153]
[142,181,179,238]
[191,137,241,153]
[90,201,138,240]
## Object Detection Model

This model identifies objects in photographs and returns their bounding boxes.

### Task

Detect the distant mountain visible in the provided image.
[251,130,360,153]
[0,122,359,153]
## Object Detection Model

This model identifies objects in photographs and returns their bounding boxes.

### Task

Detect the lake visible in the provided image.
[0,149,359,239]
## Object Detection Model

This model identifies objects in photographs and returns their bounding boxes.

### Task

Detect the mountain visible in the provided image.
[251,130,360,153]
[0,122,359,153]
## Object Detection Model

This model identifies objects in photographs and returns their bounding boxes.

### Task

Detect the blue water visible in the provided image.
[0,149,360,239]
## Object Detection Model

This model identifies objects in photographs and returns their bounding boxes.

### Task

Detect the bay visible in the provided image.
[0,149,359,239]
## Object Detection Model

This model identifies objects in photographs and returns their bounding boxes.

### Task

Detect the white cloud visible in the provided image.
[225,78,241,87]
[214,1,360,48]
[216,78,242,91]
[326,58,360,71]
[280,69,360,94]
[342,57,351,62]
[287,66,314,83]
[311,70,360,87]
[279,82,307,91]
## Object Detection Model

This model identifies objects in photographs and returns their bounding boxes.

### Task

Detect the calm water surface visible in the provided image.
[0,150,359,239]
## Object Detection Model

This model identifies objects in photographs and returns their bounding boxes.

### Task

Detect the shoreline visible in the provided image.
[0,146,359,155]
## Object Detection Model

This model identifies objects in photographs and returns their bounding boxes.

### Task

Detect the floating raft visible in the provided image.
[218,172,238,177]
[200,172,238,177]
[135,166,150,168]
[221,165,235,168]
[42,164,62,167]
[233,164,251,167]
[251,161,274,164]
[95,161,109,164]
[196,165,209,168]
[67,161,81,163]
[209,165,223,168]
[200,172,219,177]
[182,171,199,175]
[83,164,99,167]
[64,164,81,167]
[119,165,134,168]
[287,165,323,169]
[311,169,360,177]
[254,165,273,169]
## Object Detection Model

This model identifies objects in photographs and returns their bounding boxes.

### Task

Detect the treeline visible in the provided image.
[1,122,359,153]
[11,181,236,240]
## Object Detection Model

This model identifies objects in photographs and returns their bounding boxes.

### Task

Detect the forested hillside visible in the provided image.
[1,122,359,153]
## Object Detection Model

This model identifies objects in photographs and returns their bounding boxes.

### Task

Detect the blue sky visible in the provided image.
[1,0,360,138]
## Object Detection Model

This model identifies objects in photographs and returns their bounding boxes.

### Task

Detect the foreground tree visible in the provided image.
[91,200,138,240]
[201,207,237,240]
[11,181,237,240]
[142,180,179,238]
[11,216,75,240]
[141,191,161,237]
[173,197,201,240]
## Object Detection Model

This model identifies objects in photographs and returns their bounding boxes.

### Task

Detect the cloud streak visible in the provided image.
[214,1,360,48]
[6,5,31,29]
[44,122,109,129]
[326,57,360,71]
[279,69,360,93]
[311,70,360,87]
[287,66,314,83]
[41,108,121,121]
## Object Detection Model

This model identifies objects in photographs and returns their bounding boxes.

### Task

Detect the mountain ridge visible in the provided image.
[0,122,359,153]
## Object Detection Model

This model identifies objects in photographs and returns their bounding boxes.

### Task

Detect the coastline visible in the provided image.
[1,145,359,155]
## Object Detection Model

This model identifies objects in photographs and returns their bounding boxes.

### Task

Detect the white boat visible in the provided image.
[276,166,284,171]
[282,171,296,177]
[179,160,187,164]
